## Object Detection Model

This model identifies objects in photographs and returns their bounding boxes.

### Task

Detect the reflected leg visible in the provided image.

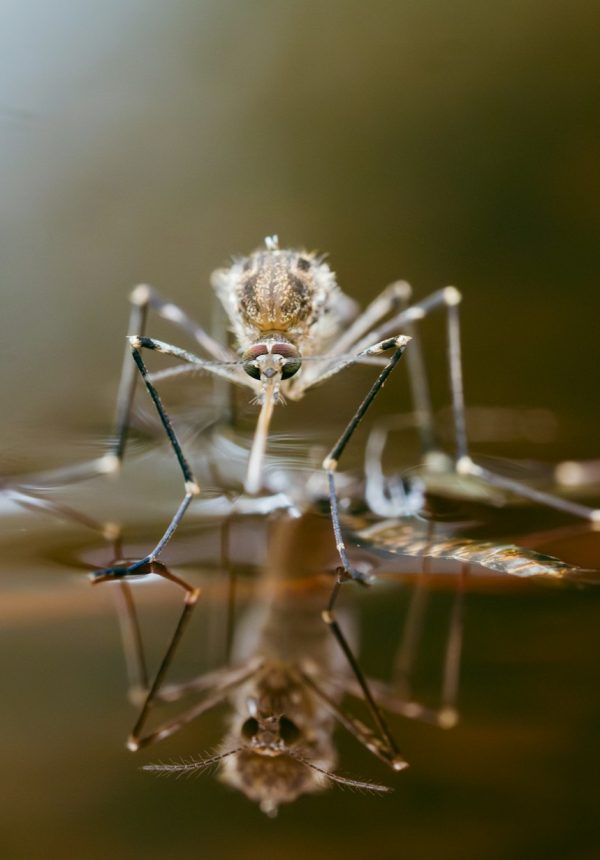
[317,573,408,770]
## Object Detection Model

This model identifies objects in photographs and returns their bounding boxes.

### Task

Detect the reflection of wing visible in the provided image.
[357,518,599,584]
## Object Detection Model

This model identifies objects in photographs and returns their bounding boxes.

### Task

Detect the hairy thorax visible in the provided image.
[211,245,357,355]
[239,252,313,335]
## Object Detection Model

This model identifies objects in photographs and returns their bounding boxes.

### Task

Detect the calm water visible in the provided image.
[0,457,598,859]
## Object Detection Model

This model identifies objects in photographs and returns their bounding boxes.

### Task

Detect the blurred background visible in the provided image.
[1,2,599,858]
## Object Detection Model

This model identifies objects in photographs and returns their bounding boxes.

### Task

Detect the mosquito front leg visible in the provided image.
[323,335,410,582]
[91,337,213,579]
[109,285,239,471]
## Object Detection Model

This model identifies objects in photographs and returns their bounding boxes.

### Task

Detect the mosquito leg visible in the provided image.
[390,532,464,729]
[322,288,464,460]
[93,553,222,750]
[323,335,410,582]
[109,286,239,471]
[348,284,437,454]
[444,291,468,463]
[134,286,237,363]
[391,560,430,699]
[300,668,407,771]
[2,485,116,538]
[370,289,467,463]
[92,340,204,579]
[316,575,408,770]
[112,581,150,706]
[457,458,600,522]
[403,321,437,456]
[348,287,599,518]
[126,573,201,751]
[286,281,410,397]
[108,286,150,468]
[341,563,466,731]
[354,289,600,521]
[442,287,599,519]
[327,281,413,358]
[222,517,237,665]
[155,658,262,705]
[129,662,256,751]
[93,335,264,579]
[363,414,427,518]
[438,564,466,728]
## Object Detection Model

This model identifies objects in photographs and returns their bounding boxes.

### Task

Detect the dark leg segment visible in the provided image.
[323,336,410,582]
[108,285,240,472]
[127,579,201,750]
[319,574,407,770]
[91,340,201,579]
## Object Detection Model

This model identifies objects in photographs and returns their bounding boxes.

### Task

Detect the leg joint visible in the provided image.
[443,286,462,306]
[130,284,153,306]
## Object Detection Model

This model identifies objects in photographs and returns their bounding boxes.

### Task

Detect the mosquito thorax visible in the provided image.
[241,338,302,381]
[211,238,348,362]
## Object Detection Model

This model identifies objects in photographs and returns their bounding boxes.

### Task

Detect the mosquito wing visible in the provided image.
[356,518,600,585]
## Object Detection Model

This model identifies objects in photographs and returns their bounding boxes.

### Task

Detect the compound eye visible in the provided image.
[241,717,260,739]
[281,359,301,380]
[243,361,261,380]
[278,716,301,745]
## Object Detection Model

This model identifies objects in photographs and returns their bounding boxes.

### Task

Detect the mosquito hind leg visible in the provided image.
[356,287,599,522]
[373,560,466,729]
[457,458,600,521]
[390,288,600,520]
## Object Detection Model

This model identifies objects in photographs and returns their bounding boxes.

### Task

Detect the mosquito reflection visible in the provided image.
[2,455,598,815]
[104,511,469,816]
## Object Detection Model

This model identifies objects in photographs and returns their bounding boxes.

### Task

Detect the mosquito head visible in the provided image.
[239,712,303,752]
[143,699,392,815]
[218,710,331,816]
[241,339,302,383]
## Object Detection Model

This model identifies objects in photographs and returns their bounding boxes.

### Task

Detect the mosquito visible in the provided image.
[107,511,465,816]
[83,235,413,585]
[23,235,599,586]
